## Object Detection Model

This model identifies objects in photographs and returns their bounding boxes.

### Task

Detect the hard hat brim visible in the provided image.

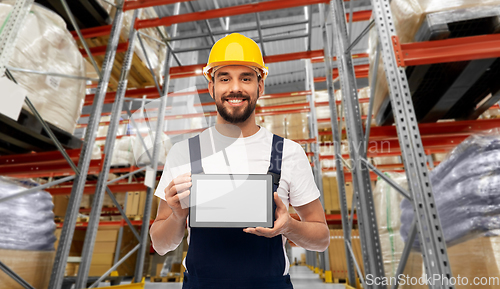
[203,61,268,81]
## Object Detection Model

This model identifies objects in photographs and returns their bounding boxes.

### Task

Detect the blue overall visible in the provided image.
[183,134,293,289]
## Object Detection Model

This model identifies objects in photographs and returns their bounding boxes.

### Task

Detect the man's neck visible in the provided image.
[215,115,260,138]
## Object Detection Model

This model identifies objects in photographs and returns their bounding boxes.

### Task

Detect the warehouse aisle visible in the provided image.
[137,265,345,288]
[290,266,345,289]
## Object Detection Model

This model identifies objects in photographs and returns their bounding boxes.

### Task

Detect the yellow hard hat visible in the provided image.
[203,33,268,81]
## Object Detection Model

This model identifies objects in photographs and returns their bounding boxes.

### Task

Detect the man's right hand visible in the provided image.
[165,172,192,221]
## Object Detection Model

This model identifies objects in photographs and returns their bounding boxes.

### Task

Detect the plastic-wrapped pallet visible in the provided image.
[0,177,56,289]
[0,177,56,250]
[368,0,500,125]
[134,132,173,165]
[0,2,86,134]
[373,172,424,288]
[94,115,136,166]
[111,135,136,166]
[374,171,500,288]
[96,0,166,82]
[358,87,370,116]
[401,132,500,246]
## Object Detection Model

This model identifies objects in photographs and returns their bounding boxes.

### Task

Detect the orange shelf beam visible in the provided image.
[56,219,154,228]
[401,34,500,67]
[135,0,371,29]
[123,0,192,11]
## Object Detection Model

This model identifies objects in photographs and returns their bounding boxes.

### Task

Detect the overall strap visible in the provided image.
[268,134,284,191]
[188,135,203,174]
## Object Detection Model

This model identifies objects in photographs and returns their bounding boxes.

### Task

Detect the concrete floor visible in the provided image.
[125,265,346,289]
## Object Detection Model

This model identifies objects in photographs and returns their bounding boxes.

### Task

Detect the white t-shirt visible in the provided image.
[154,125,320,275]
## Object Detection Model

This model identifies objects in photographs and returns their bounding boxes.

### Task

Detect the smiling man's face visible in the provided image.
[209,65,264,124]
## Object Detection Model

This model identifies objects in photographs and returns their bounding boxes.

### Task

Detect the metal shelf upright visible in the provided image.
[318,2,357,286]
[0,0,178,287]
[326,0,467,288]
[5,0,499,287]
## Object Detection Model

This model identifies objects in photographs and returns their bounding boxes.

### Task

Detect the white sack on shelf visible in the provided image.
[133,132,173,165]
[111,136,136,166]
[0,3,86,134]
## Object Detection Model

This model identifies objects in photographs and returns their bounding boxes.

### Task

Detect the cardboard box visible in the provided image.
[156,263,164,277]
[81,194,91,208]
[125,191,137,216]
[95,229,118,242]
[53,195,69,218]
[137,191,147,217]
[404,236,500,289]
[322,176,332,212]
[345,182,353,210]
[91,253,114,266]
[171,263,181,273]
[94,241,117,253]
[89,265,111,277]
[328,229,365,280]
[65,263,79,277]
[0,249,54,289]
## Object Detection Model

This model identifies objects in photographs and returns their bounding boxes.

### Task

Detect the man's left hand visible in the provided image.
[243,192,291,238]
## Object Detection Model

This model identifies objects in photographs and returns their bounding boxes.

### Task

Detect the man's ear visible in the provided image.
[258,78,264,99]
[208,80,214,100]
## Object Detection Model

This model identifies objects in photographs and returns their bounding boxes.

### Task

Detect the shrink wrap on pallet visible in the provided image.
[373,172,417,281]
[374,171,500,288]
[0,3,86,134]
[112,135,136,166]
[400,132,500,246]
[0,177,56,251]
[133,132,173,165]
[368,0,500,124]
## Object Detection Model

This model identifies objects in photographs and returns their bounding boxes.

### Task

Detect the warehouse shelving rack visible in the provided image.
[322,0,500,288]
[0,0,369,287]
[2,0,500,288]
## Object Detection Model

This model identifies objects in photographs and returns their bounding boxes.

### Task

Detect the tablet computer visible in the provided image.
[189,174,274,228]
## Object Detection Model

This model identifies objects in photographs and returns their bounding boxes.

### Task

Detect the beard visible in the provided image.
[215,90,258,123]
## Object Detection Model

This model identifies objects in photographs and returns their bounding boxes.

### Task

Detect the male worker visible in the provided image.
[151,33,329,289]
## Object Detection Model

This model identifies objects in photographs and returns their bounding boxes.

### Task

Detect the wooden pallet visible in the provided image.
[0,109,83,155]
[150,275,182,283]
[79,35,160,92]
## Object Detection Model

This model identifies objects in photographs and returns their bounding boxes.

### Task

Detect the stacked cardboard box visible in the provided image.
[322,176,376,213]
[328,229,364,281]
[322,176,354,213]
[125,191,155,218]
[373,172,500,288]
[90,228,119,276]
[0,249,55,289]
[54,227,119,277]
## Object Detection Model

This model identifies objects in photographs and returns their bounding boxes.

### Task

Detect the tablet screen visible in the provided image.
[190,174,273,228]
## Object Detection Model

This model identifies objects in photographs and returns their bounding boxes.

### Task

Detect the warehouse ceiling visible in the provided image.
[155,0,373,92]
[79,0,373,136]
